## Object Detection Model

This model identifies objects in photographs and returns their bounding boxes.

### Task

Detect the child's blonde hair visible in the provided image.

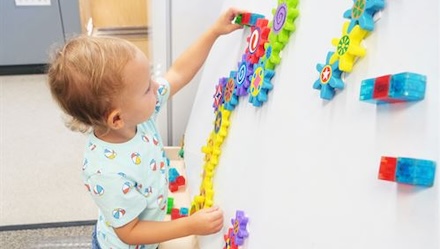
[47,35,137,133]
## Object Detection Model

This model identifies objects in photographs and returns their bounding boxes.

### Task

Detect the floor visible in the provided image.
[0,74,95,226]
[0,225,94,248]
[0,74,198,248]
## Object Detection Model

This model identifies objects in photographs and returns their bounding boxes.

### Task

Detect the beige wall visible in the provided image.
[90,0,149,28]
[79,0,149,28]
[78,0,91,33]
[78,0,150,57]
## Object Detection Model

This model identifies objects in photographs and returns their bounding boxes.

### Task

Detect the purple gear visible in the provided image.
[231,210,249,245]
[212,77,227,112]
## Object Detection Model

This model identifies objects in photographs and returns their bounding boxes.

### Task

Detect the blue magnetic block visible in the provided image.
[389,72,426,101]
[180,207,189,216]
[359,72,426,104]
[168,168,180,182]
[249,13,265,26]
[359,78,375,103]
[395,157,436,187]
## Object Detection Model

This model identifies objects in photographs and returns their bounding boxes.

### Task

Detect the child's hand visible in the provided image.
[188,206,224,235]
[212,7,244,36]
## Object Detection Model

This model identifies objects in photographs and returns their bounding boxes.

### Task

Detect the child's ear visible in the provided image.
[107,109,124,130]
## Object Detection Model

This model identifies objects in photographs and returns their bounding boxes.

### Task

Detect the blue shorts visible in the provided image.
[91,225,101,249]
[92,225,159,249]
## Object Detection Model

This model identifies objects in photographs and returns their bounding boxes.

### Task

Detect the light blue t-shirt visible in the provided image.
[82,79,170,249]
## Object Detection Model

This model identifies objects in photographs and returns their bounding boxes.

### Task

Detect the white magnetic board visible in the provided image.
[184,1,439,248]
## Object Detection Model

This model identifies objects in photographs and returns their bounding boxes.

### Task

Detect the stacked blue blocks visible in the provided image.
[169,168,180,182]
[360,72,426,104]
[396,157,436,187]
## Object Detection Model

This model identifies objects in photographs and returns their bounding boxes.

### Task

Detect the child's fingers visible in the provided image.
[205,205,221,213]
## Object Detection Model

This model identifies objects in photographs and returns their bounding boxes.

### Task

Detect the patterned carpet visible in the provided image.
[0,225,94,249]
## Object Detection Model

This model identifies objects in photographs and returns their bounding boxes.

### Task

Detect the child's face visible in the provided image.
[119,49,159,128]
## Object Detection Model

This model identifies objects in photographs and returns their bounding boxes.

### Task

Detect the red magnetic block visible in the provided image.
[373,75,405,103]
[373,75,391,99]
[171,208,181,220]
[241,13,251,25]
[169,182,179,192]
[378,156,397,182]
[176,175,186,186]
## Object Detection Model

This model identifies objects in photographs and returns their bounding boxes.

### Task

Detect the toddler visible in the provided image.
[47,8,242,249]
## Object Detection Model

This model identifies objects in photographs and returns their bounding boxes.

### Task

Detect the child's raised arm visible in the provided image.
[165,7,243,97]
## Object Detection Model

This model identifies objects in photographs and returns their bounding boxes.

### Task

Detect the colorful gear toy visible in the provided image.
[223,71,240,111]
[201,161,216,181]
[224,228,239,249]
[190,177,215,214]
[263,40,283,70]
[343,0,385,32]
[190,194,205,215]
[330,22,369,72]
[235,54,253,96]
[200,131,222,183]
[231,210,249,246]
[313,52,345,100]
[248,59,275,107]
[201,131,222,167]
[199,178,214,208]
[264,0,299,70]
[245,18,270,64]
[213,106,231,147]
[213,77,227,112]
[191,106,230,213]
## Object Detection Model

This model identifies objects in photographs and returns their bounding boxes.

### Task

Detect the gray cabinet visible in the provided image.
[0,0,81,66]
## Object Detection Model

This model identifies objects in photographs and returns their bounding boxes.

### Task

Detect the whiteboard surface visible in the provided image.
[184,0,439,248]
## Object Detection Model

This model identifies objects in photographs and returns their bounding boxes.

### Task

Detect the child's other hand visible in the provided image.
[212,7,244,36]
[189,206,224,235]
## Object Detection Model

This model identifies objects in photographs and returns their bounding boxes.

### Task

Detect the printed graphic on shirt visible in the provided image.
[143,186,153,197]
[152,134,159,145]
[141,133,160,145]
[155,84,168,113]
[93,185,105,196]
[150,159,157,171]
[112,208,126,219]
[160,161,166,174]
[157,194,167,210]
[88,142,97,151]
[122,182,132,194]
[82,158,88,170]
[158,84,168,96]
[104,148,117,159]
[131,152,142,165]
[142,134,150,143]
